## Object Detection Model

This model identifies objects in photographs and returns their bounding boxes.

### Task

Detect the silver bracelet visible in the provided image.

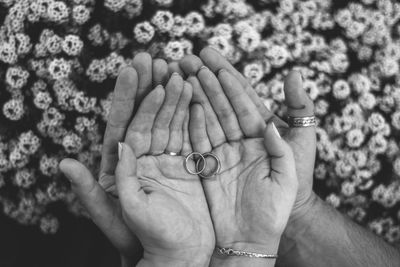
[216,247,278,259]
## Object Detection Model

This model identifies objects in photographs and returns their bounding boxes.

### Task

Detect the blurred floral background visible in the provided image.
[1,0,400,263]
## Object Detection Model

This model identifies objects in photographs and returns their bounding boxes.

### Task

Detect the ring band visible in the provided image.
[196,152,221,179]
[287,116,316,127]
[165,150,180,156]
[184,152,206,175]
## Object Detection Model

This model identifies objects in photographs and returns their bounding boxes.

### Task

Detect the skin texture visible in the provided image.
[115,82,214,267]
[188,70,298,267]
[60,47,400,267]
[60,54,170,267]
[187,47,400,267]
[180,48,316,222]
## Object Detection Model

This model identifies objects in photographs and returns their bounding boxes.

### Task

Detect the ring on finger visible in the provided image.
[165,150,180,156]
[287,115,316,127]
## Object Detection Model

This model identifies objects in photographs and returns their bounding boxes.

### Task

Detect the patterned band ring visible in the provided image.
[287,115,316,127]
[184,152,206,175]
[196,152,221,179]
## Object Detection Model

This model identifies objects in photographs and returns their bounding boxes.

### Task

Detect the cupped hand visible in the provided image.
[59,53,171,266]
[180,48,316,221]
[188,68,298,256]
[115,74,215,267]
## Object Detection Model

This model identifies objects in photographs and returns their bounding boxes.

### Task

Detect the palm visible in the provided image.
[202,138,295,246]
[123,154,215,251]
[284,131,316,211]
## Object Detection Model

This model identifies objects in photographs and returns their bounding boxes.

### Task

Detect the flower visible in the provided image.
[62,35,84,56]
[151,10,174,33]
[0,0,400,241]
[5,68,28,93]
[48,58,71,80]
[3,98,24,121]
[134,21,155,44]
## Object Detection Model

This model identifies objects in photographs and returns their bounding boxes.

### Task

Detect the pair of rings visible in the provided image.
[184,152,221,179]
[164,150,221,178]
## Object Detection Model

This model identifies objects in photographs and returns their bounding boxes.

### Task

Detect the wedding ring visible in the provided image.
[184,152,206,175]
[196,152,221,179]
[165,150,180,156]
[287,116,316,127]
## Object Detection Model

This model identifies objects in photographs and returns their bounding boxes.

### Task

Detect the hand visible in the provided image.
[188,69,298,259]
[179,47,316,222]
[115,74,215,267]
[59,53,170,266]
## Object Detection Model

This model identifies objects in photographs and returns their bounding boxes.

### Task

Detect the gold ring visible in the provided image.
[184,152,206,175]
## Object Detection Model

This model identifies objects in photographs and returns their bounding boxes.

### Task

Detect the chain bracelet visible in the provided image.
[216,247,278,259]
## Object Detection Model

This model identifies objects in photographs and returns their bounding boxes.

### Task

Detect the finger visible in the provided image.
[125,86,165,157]
[181,111,192,156]
[284,71,316,139]
[59,159,139,254]
[199,47,287,128]
[150,73,183,154]
[189,104,212,153]
[263,123,298,190]
[197,66,243,141]
[132,52,152,103]
[152,58,169,86]
[179,54,203,76]
[284,70,316,177]
[218,69,265,137]
[115,143,147,227]
[168,61,184,77]
[187,76,226,147]
[99,67,138,189]
[165,81,193,154]
[284,71,315,118]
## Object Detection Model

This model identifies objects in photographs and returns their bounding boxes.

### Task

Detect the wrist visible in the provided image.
[287,191,320,231]
[217,240,280,255]
[137,248,213,267]
[278,192,321,257]
[211,240,280,267]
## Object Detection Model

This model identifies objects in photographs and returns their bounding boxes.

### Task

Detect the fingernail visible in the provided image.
[199,66,209,71]
[271,122,281,139]
[172,72,180,76]
[118,142,123,160]
[218,68,226,76]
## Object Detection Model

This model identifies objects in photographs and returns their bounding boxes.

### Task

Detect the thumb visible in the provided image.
[59,158,139,255]
[59,158,110,215]
[263,122,298,189]
[115,143,147,219]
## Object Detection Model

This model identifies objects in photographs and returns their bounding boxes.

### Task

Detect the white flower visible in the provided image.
[151,10,174,32]
[48,58,71,80]
[185,12,205,36]
[104,0,126,12]
[243,62,264,85]
[346,129,365,148]
[266,45,289,68]
[330,53,349,73]
[134,21,155,44]
[332,79,351,100]
[238,29,260,53]
[164,41,185,61]
[47,1,69,22]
